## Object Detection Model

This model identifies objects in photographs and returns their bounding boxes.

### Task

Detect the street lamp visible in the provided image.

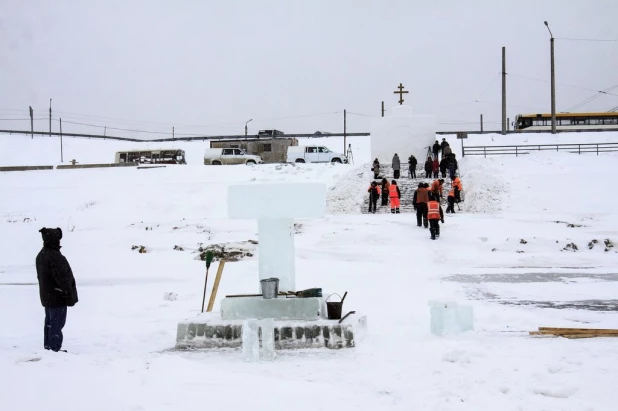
[245,118,253,136]
[544,21,556,134]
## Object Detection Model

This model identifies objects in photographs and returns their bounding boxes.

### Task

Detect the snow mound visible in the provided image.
[460,157,510,213]
[326,164,370,214]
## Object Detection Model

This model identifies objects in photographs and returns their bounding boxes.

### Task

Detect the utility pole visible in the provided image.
[343,109,347,158]
[49,98,52,136]
[381,101,385,117]
[60,118,64,162]
[501,46,507,135]
[29,106,34,139]
[545,21,556,134]
[245,118,253,136]
[480,114,484,132]
[507,117,510,131]
[172,126,175,141]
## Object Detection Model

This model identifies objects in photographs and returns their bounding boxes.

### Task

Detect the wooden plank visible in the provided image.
[206,260,226,312]
[538,327,618,335]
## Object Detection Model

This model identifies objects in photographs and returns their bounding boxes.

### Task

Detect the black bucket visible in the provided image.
[326,294,343,320]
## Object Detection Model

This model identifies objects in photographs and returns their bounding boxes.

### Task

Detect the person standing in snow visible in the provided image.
[432,157,439,178]
[380,178,390,207]
[452,176,463,203]
[446,154,458,180]
[372,158,380,179]
[392,154,401,179]
[427,193,445,240]
[408,155,417,179]
[367,181,381,213]
[424,156,433,178]
[36,228,78,352]
[413,182,430,228]
[430,178,444,200]
[389,180,401,214]
[440,138,449,159]
[432,140,440,159]
[443,144,453,158]
[446,188,456,214]
[440,156,448,179]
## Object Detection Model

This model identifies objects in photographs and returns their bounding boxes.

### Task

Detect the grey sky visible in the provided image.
[1,0,617,138]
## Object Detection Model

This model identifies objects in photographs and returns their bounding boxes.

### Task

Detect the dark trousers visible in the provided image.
[449,167,456,180]
[425,171,431,178]
[394,169,400,179]
[429,219,440,239]
[446,196,456,213]
[44,306,67,352]
[368,196,378,213]
[416,203,428,227]
[381,193,389,206]
[441,171,446,178]
[409,168,416,178]
[433,171,438,178]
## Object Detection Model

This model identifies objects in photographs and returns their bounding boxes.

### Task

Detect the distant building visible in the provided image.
[210,137,298,163]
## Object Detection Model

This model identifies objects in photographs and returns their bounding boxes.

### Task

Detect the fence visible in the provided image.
[463,142,618,157]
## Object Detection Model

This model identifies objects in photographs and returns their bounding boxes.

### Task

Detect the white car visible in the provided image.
[286,145,346,164]
[204,148,263,165]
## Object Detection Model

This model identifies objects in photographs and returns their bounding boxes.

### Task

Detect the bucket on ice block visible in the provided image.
[326,294,343,320]
[260,278,279,299]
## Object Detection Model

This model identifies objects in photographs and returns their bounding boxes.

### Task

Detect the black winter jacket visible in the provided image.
[424,160,433,173]
[432,142,440,154]
[36,229,78,308]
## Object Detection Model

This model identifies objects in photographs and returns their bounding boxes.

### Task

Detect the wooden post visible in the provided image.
[343,109,347,158]
[206,260,226,312]
[60,118,63,163]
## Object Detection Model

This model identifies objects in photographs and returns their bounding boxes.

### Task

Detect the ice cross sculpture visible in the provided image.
[228,183,326,292]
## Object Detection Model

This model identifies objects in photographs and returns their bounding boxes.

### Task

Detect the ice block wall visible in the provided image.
[370,106,437,164]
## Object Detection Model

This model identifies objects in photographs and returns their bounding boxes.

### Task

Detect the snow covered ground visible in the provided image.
[1,133,618,410]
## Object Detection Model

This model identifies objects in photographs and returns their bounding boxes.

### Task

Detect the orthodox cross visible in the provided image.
[393,83,408,105]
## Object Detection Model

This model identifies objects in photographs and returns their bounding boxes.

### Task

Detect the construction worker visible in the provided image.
[389,180,401,214]
[430,178,444,200]
[427,193,444,240]
[452,177,463,203]
[367,181,380,213]
[446,188,456,214]
[413,182,429,227]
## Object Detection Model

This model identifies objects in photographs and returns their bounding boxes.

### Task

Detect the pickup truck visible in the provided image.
[203,148,263,165]
[286,145,346,164]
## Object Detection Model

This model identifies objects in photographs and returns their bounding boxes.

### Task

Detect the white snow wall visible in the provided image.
[370,106,436,164]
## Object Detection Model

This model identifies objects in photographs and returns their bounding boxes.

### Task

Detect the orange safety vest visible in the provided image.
[389,185,399,198]
[427,201,441,220]
[453,178,463,191]
[368,185,381,195]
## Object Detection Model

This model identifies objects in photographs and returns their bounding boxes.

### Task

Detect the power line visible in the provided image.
[0,118,47,121]
[557,37,618,42]
[567,85,618,112]
[476,72,501,101]
[508,73,618,97]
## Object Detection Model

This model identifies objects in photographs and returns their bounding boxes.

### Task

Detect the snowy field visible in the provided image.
[1,133,618,410]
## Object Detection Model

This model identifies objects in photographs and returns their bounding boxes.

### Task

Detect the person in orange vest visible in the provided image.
[452,177,463,203]
[446,188,456,213]
[413,182,429,227]
[389,180,401,214]
[367,181,381,213]
[427,193,444,240]
[430,179,444,200]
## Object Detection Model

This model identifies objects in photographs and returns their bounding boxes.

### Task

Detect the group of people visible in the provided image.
[368,178,401,214]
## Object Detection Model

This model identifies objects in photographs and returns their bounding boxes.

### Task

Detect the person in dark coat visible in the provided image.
[440,157,448,178]
[447,154,458,180]
[440,138,449,154]
[413,182,430,228]
[392,154,401,179]
[424,156,433,178]
[36,228,78,352]
[367,181,380,213]
[432,141,440,159]
[380,178,390,206]
[408,155,417,179]
[372,158,380,179]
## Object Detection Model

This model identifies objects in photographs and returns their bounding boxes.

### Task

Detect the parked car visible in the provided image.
[313,131,332,136]
[286,145,346,164]
[204,148,263,165]
[257,129,284,138]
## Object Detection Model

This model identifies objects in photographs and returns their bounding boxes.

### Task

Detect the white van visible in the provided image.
[286,145,346,164]
[204,148,263,165]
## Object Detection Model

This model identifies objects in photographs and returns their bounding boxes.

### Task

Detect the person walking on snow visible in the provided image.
[424,156,433,178]
[389,180,401,214]
[36,227,78,352]
[446,188,456,214]
[432,140,440,159]
[430,178,444,200]
[446,154,458,180]
[413,182,430,228]
[427,193,445,240]
[408,155,417,179]
[432,158,439,178]
[452,176,463,203]
[380,178,390,207]
[440,156,448,178]
[367,181,381,213]
[372,158,380,179]
[392,154,401,179]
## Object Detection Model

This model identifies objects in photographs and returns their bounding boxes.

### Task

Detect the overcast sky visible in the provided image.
[1,0,617,138]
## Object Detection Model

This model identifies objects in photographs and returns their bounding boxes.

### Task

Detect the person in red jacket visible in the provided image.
[432,158,439,178]
[427,193,444,240]
[389,180,401,214]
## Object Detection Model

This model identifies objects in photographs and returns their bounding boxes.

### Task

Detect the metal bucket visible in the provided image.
[260,278,279,299]
[326,293,343,320]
